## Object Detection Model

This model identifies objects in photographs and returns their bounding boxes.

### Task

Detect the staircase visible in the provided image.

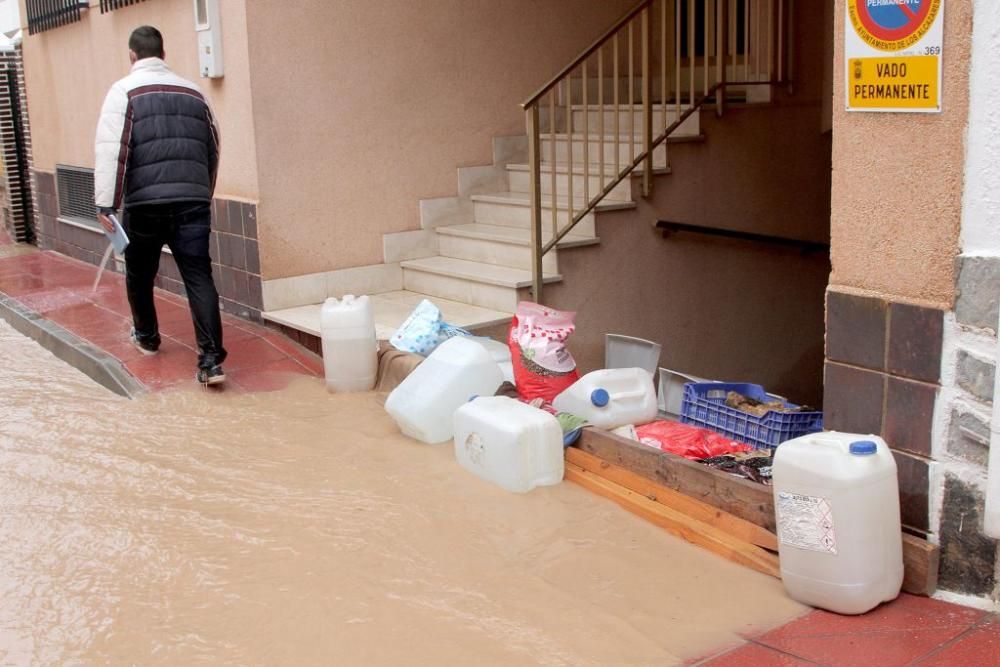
[262,0,785,345]
[262,110,701,342]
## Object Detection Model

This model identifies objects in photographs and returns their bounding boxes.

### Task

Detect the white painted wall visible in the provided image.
[961,0,1000,256]
[965,0,1000,540]
[933,0,1000,601]
[0,0,20,36]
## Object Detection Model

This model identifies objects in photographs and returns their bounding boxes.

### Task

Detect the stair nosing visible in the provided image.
[436,223,598,247]
[540,132,706,144]
[508,162,671,176]
[471,192,635,212]
[401,256,561,288]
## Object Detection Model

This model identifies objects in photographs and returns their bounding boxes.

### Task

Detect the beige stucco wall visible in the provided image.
[20,0,258,200]
[244,0,637,280]
[830,1,971,307]
[548,102,832,408]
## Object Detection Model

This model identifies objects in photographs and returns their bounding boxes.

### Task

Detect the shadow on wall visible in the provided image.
[546,103,833,409]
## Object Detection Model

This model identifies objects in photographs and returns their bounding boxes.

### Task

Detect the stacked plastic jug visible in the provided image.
[320,295,377,392]
[772,432,904,615]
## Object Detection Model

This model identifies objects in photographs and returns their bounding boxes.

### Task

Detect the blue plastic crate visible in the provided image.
[680,382,823,450]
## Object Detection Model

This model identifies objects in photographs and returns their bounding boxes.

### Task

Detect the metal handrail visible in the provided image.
[521,1,654,110]
[523,0,790,303]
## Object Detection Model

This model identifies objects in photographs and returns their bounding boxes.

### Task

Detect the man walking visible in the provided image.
[94,25,227,385]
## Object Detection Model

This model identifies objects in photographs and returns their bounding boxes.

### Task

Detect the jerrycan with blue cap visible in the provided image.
[772,432,904,615]
[552,368,658,430]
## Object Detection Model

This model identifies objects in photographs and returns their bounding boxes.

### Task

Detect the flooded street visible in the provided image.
[0,318,803,665]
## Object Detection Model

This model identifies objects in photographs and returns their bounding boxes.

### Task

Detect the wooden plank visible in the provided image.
[575,428,941,597]
[578,428,777,531]
[565,461,781,578]
[566,446,779,551]
[902,533,940,597]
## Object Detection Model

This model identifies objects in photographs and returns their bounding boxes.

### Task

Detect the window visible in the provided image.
[56,165,97,225]
[26,0,84,35]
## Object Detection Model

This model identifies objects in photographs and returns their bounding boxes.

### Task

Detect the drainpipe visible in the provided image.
[984,304,1000,538]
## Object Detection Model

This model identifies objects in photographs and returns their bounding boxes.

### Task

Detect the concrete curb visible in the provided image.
[0,292,145,399]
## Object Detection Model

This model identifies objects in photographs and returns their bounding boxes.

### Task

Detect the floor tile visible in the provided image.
[758,596,986,640]
[15,288,92,314]
[916,617,1000,666]
[229,358,320,393]
[756,627,967,666]
[700,643,816,666]
[48,303,126,331]
[0,273,45,295]
[262,332,324,375]
[125,356,195,389]
[223,337,291,371]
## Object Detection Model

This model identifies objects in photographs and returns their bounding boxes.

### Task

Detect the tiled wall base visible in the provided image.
[824,288,943,536]
[267,321,321,356]
[31,170,262,323]
[825,285,1000,601]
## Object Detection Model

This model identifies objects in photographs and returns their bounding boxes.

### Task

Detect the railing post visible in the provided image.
[717,0,727,117]
[786,0,795,95]
[641,6,652,197]
[526,104,544,304]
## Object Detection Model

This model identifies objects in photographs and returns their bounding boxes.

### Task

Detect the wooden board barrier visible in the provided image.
[565,462,781,578]
[566,446,778,551]
[572,429,941,596]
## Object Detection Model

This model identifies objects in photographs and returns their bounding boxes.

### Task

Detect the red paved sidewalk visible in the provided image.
[694,593,999,666]
[0,247,322,392]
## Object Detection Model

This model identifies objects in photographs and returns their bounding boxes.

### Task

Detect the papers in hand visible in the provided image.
[105,213,129,255]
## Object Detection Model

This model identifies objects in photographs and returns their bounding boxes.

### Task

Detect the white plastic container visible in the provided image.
[453,396,564,493]
[320,295,377,392]
[384,336,504,444]
[469,336,514,384]
[772,432,903,615]
[552,368,658,429]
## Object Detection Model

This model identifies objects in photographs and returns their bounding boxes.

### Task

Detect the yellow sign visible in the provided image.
[848,56,939,110]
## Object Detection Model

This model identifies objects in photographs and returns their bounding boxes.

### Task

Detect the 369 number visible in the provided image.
[924,46,941,55]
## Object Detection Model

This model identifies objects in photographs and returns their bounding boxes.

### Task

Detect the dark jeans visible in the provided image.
[124,202,227,369]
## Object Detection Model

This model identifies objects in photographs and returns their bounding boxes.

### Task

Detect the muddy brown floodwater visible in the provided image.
[0,319,804,665]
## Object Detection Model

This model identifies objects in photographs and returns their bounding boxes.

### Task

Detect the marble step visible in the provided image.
[567,104,700,137]
[436,222,598,272]
[539,131,705,169]
[401,255,560,312]
[507,162,643,203]
[470,191,633,238]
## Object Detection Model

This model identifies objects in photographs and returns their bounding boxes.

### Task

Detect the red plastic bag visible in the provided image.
[635,420,753,459]
[508,301,579,403]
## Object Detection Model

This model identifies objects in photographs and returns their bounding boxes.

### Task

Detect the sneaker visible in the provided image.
[197,365,226,386]
[130,328,159,356]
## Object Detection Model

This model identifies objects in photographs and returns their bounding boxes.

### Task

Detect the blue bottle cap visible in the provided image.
[850,440,878,456]
[591,388,610,407]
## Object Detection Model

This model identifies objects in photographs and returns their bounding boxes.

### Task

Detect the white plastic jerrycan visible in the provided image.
[385,336,504,444]
[453,396,564,493]
[468,336,514,384]
[320,295,377,392]
[552,368,658,429]
[772,432,903,615]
